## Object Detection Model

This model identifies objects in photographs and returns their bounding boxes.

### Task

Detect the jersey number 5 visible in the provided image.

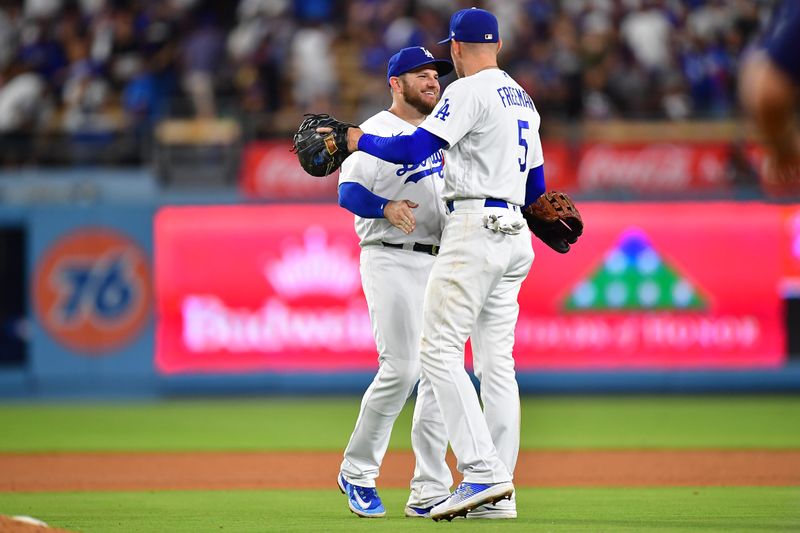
[517,119,529,172]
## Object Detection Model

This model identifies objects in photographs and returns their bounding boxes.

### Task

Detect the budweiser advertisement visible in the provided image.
[155,205,370,374]
[155,203,786,375]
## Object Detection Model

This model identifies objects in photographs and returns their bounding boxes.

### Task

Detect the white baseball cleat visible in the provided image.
[430,481,514,522]
[466,491,517,519]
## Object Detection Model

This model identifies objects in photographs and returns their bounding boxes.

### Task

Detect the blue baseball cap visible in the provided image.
[438,8,499,44]
[386,46,453,84]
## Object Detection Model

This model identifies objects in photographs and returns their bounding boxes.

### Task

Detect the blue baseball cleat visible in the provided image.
[429,481,514,522]
[337,473,386,518]
[404,497,449,518]
[404,504,434,518]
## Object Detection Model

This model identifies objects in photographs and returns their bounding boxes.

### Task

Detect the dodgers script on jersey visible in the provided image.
[339,110,446,247]
[420,69,543,206]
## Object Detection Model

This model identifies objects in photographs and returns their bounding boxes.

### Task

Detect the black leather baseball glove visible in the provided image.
[523,191,583,253]
[292,113,356,177]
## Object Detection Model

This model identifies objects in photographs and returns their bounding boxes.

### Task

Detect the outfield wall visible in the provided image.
[2,199,800,399]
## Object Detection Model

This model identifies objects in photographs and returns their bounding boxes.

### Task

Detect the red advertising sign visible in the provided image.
[515,203,784,369]
[155,203,785,375]
[780,206,800,296]
[240,141,339,199]
[155,205,371,374]
[540,142,576,190]
[577,143,729,190]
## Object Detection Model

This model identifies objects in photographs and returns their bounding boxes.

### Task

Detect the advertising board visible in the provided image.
[155,203,785,374]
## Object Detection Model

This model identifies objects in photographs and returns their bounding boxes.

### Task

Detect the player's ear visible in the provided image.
[497,39,503,54]
[389,76,401,94]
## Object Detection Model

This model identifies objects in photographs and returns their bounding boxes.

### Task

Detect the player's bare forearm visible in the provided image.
[314,125,363,153]
[347,127,363,153]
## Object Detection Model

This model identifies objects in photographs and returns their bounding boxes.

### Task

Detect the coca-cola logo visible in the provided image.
[243,142,338,198]
[579,144,691,189]
[578,144,727,190]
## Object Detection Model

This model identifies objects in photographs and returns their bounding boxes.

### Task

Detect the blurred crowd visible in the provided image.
[0,0,782,165]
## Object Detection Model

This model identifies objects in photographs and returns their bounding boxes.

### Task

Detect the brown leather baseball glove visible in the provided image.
[523,191,583,253]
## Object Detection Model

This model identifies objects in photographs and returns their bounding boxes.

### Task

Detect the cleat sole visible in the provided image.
[430,482,514,522]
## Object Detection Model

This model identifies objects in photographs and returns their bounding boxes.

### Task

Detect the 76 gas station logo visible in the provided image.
[33,228,151,354]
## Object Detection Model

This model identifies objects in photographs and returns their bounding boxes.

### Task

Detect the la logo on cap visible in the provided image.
[422,47,434,59]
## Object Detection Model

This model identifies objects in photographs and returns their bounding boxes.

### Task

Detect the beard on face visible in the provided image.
[400,78,437,115]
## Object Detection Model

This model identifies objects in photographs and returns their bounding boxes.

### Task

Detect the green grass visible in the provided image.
[0,395,798,452]
[1,396,798,532]
[0,487,797,532]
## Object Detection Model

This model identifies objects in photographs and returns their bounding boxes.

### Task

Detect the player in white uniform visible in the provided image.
[335,8,547,521]
[335,46,455,519]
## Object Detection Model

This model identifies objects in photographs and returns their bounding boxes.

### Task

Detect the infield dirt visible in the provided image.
[1,450,799,493]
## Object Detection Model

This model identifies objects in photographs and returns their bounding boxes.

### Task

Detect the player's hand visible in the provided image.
[384,200,418,234]
[316,126,363,152]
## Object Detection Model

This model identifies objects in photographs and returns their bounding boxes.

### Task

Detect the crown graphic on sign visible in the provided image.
[264,226,361,299]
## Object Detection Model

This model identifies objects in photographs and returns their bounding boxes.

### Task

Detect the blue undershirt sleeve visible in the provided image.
[338,181,389,219]
[357,128,448,164]
[525,164,546,206]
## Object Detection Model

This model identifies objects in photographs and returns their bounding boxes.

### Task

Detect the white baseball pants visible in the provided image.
[340,246,452,507]
[419,203,534,483]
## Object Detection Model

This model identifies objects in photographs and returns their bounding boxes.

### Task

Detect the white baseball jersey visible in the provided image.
[338,109,452,505]
[339,111,447,247]
[420,69,543,206]
[413,67,539,491]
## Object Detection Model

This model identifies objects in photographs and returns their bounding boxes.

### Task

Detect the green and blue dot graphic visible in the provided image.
[564,229,706,311]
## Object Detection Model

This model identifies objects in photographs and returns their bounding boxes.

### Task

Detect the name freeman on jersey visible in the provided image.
[496,86,535,111]
[397,150,445,184]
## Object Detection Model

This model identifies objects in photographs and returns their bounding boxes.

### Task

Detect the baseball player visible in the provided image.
[740,0,800,191]
[335,46,455,519]
[328,8,547,520]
